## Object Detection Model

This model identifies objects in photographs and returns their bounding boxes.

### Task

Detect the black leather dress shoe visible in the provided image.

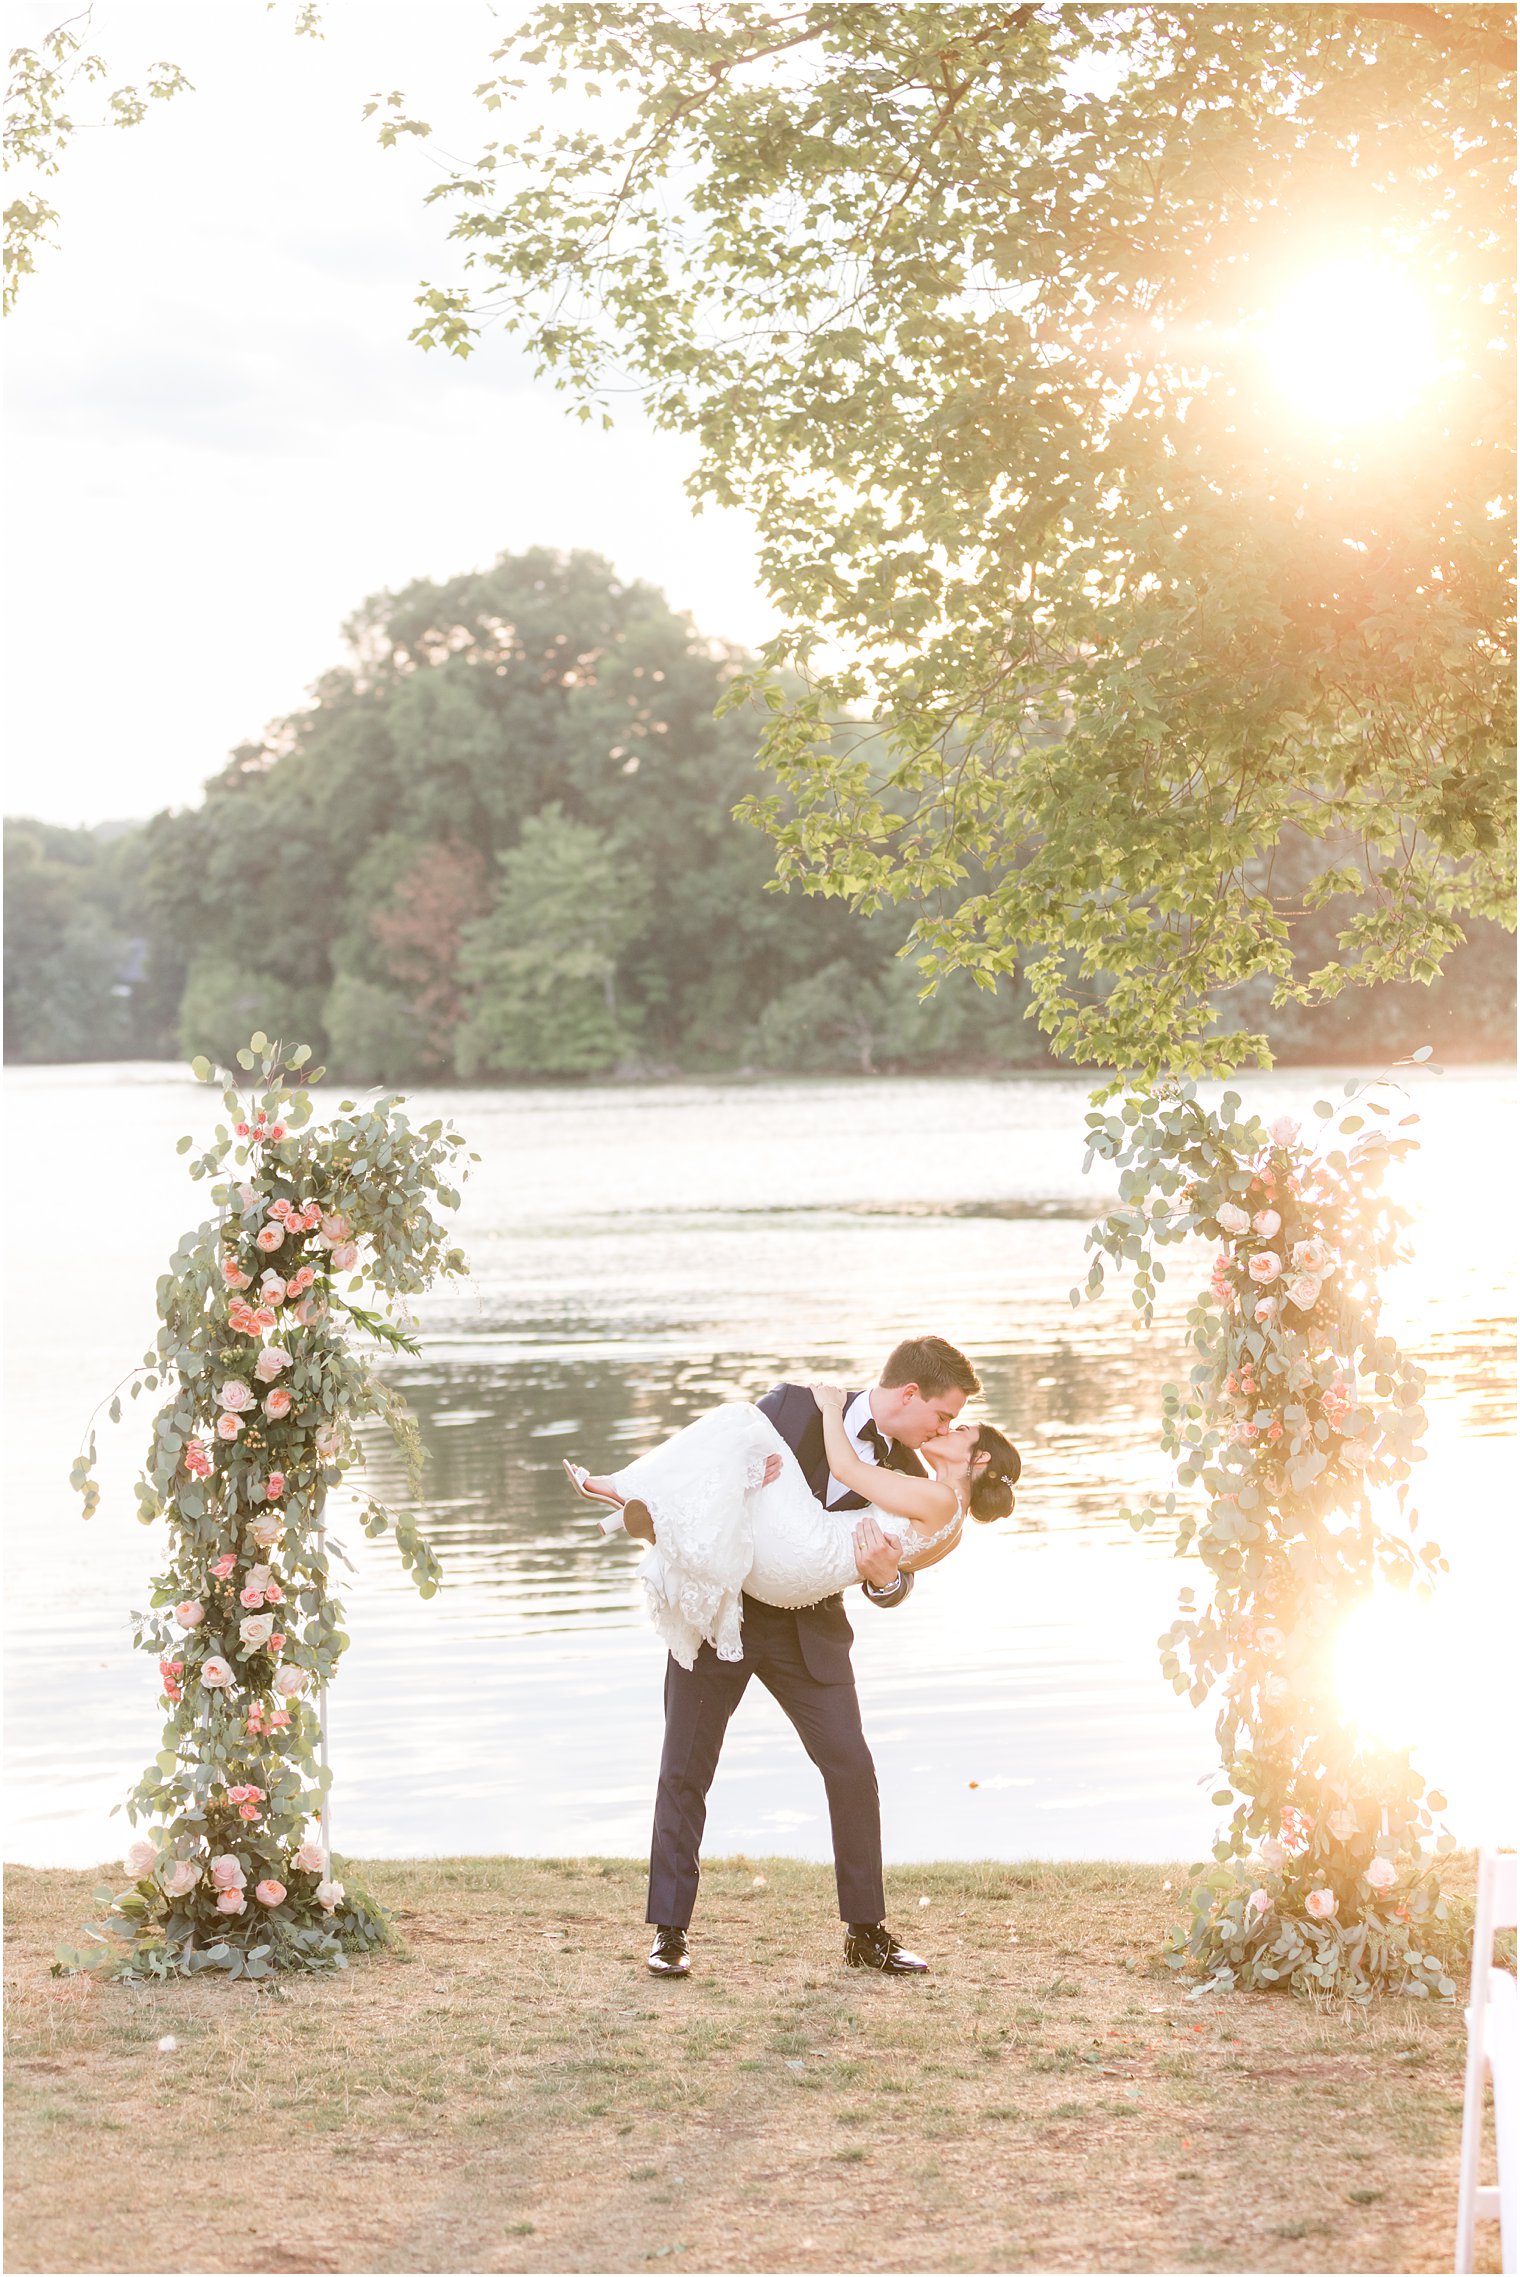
[647,1925,691,1977]
[844,1922,930,1973]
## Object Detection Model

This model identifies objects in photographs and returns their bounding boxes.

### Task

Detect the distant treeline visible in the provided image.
[5,550,1514,1078]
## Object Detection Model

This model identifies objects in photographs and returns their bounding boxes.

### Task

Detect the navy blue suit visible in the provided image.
[645,1385,924,1931]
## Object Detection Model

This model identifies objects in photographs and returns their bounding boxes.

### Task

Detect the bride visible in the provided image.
[566,1384,1020,1669]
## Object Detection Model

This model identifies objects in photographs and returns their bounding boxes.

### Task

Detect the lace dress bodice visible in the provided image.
[610,1401,962,1667]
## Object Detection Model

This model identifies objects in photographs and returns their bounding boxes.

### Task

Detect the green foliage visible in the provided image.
[62,1035,471,1979]
[402,6,1515,1080]
[454,807,643,1076]
[1081,1063,1458,1998]
[322,974,434,1086]
[2,819,171,1061]
[177,951,326,1069]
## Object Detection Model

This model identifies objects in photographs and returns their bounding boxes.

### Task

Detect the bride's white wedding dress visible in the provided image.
[609,1401,963,1669]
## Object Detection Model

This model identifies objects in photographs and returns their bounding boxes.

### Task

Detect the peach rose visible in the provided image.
[1291,1238,1332,1276]
[200,1656,234,1689]
[314,1423,342,1461]
[255,1879,287,1907]
[1216,1203,1251,1236]
[215,1413,243,1442]
[1253,1297,1279,1323]
[262,1387,293,1420]
[1247,1888,1272,1916]
[320,1212,352,1245]
[1304,1887,1338,1920]
[1256,1626,1285,1653]
[173,1600,205,1629]
[221,1257,252,1290]
[161,1859,200,1899]
[255,1225,285,1253]
[1366,1857,1398,1891]
[215,1888,247,1915]
[210,1853,246,1889]
[274,1665,309,1698]
[1248,1251,1282,1284]
[1286,1274,1322,1311]
[239,1613,276,1649]
[292,1840,325,1874]
[315,1878,345,1912]
[329,1242,359,1273]
[254,1346,291,1383]
[250,1512,283,1548]
[1252,1209,1281,1238]
[124,1839,159,1879]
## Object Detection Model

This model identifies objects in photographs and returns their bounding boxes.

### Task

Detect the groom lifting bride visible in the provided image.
[565,1335,1021,1979]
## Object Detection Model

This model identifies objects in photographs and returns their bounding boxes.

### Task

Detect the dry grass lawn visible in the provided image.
[3,1856,1497,2276]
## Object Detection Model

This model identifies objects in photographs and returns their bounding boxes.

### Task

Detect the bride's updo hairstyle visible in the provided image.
[969,1425,1021,1522]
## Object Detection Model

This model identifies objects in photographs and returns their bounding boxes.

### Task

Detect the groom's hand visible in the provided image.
[853,1514,904,1591]
[760,1454,783,1486]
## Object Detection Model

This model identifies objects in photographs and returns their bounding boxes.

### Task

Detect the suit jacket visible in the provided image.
[752,1382,919,1681]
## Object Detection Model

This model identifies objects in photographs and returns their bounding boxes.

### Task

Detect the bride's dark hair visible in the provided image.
[969,1424,1021,1522]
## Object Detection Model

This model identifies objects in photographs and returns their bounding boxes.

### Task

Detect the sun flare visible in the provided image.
[1261,259,1441,425]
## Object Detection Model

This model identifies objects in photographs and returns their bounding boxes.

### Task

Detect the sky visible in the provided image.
[4,0,773,829]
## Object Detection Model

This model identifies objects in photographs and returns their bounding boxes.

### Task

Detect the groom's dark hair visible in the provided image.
[880,1335,981,1399]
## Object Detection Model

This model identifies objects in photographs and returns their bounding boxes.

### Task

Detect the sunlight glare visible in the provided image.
[1262,260,1440,425]
[1335,1587,1438,1750]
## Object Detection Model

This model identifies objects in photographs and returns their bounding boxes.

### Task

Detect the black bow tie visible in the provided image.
[860,1418,890,1463]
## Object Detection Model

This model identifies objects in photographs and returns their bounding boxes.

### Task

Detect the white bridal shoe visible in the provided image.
[563,1459,627,1536]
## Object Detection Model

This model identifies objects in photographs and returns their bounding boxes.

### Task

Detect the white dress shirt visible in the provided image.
[825,1388,888,1507]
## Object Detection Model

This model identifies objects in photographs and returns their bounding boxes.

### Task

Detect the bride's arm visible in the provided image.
[810,1384,955,1529]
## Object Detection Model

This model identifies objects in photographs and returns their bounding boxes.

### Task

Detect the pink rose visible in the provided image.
[161,1859,199,1899]
[255,1225,285,1253]
[215,1888,247,1915]
[292,1840,325,1873]
[238,1802,260,1821]
[240,1587,265,1610]
[1216,1203,1251,1236]
[215,1413,243,1442]
[1252,1210,1281,1238]
[274,1665,309,1698]
[265,1472,286,1498]
[320,1213,352,1245]
[250,1512,283,1548]
[210,1554,237,1580]
[314,1424,342,1462]
[173,1600,205,1630]
[199,1656,234,1689]
[209,1854,246,1889]
[254,1346,291,1383]
[245,1565,274,1594]
[1286,1275,1322,1311]
[259,1272,287,1304]
[1248,1251,1282,1284]
[1253,1297,1279,1323]
[1340,1437,1371,1467]
[268,1707,291,1729]
[124,1839,159,1879]
[1258,1837,1287,1871]
[1247,1888,1272,1916]
[268,1632,286,1651]
[263,1387,293,1420]
[1271,1116,1299,1146]
[217,1379,256,1413]
[1291,1238,1331,1276]
[183,1439,213,1480]
[292,1296,327,1327]
[221,1256,252,1290]
[1256,1626,1285,1653]
[255,1879,287,1906]
[1304,1887,1338,1920]
[329,1242,359,1273]
[315,1878,345,1912]
[239,1613,276,1649]
[1366,1857,1398,1891]
[264,1584,284,1604]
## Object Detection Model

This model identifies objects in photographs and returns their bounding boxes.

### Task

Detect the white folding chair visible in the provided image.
[1456,1849,1518,2275]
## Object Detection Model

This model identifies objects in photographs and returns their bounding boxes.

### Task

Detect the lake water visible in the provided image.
[4,1062,1514,1874]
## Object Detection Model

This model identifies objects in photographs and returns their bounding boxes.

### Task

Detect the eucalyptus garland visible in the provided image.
[58,1035,471,1981]
[1083,1060,1460,1999]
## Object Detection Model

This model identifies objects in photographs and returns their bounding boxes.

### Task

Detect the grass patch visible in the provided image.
[2,1853,1489,2275]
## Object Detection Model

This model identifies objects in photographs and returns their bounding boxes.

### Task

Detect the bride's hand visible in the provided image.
[808,1380,848,1413]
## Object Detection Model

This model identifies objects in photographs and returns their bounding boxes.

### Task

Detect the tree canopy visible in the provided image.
[395,3,1515,1079]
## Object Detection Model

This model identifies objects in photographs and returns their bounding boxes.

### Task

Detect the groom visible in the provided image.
[644,1334,981,1979]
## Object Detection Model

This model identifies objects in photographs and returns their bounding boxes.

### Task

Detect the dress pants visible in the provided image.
[646,1592,886,1929]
